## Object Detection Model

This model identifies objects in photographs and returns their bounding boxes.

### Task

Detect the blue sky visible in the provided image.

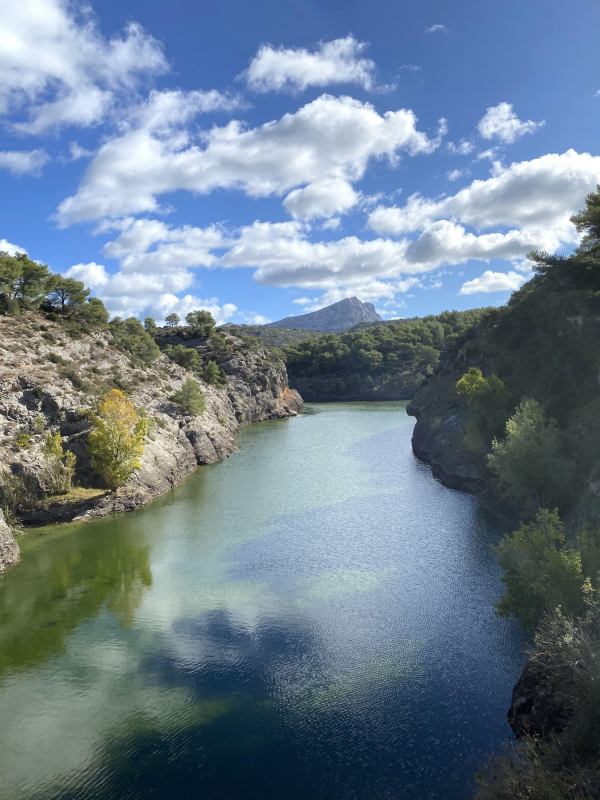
[1,0,600,324]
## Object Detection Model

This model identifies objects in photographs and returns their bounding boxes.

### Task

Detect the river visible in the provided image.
[0,402,525,800]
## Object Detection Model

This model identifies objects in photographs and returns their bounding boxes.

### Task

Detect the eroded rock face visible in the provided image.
[407,372,486,493]
[508,658,571,738]
[0,510,19,573]
[0,315,303,555]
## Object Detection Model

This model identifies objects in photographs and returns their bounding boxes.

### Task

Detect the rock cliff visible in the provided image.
[0,510,19,573]
[0,314,302,566]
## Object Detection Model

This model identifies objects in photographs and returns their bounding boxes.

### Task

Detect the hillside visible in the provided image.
[0,310,302,573]
[283,310,487,401]
[268,296,382,332]
[408,189,600,798]
[220,323,321,348]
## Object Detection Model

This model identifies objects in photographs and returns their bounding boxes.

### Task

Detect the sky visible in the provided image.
[1,0,600,325]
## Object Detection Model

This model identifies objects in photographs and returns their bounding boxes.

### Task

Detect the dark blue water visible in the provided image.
[0,402,525,799]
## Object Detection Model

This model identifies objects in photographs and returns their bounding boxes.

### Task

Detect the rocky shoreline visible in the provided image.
[0,314,302,573]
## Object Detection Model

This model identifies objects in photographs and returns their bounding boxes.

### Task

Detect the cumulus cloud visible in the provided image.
[447,168,469,182]
[447,138,474,156]
[0,238,27,255]
[283,178,359,219]
[425,24,448,35]
[368,150,600,255]
[245,36,376,92]
[459,269,527,295]
[477,102,544,144]
[56,94,444,225]
[0,149,49,176]
[1,0,167,133]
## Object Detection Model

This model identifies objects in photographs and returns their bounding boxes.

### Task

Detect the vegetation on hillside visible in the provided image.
[283,310,487,401]
[432,188,600,797]
[88,389,149,489]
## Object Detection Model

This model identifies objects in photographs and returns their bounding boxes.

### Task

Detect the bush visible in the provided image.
[88,389,149,489]
[488,398,576,516]
[164,344,202,372]
[495,509,585,630]
[110,318,160,366]
[42,432,76,495]
[171,379,206,416]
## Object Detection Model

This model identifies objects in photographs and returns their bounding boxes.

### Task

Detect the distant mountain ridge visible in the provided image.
[268,297,382,332]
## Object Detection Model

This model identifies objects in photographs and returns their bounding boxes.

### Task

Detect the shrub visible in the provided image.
[164,344,202,372]
[88,389,149,489]
[110,317,160,366]
[171,379,206,416]
[42,432,76,495]
[495,509,585,630]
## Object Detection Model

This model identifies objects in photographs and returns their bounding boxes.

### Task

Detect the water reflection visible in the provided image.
[0,522,152,676]
[0,403,526,800]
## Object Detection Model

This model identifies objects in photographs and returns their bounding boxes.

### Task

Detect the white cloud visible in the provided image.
[368,150,600,255]
[1,0,167,133]
[245,36,376,92]
[447,168,469,182]
[447,138,474,156]
[283,178,359,219]
[477,102,544,144]
[425,24,448,35]
[0,149,49,176]
[65,262,109,287]
[459,270,527,295]
[0,238,27,255]
[57,94,444,225]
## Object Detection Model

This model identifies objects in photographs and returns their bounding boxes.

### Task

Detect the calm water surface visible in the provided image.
[0,402,525,799]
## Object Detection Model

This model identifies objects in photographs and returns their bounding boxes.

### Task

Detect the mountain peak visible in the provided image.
[268,297,382,332]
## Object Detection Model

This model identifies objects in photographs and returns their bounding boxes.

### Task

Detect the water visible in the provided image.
[0,402,525,800]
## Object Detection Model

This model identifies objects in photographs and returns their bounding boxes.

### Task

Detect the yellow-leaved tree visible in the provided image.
[88,389,149,489]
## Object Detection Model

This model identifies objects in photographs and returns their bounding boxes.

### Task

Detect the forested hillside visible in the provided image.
[283,310,486,401]
[408,189,600,798]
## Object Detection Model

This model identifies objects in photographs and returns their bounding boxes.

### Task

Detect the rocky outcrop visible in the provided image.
[508,658,571,738]
[407,372,486,493]
[268,296,382,332]
[0,510,19,573]
[0,315,303,562]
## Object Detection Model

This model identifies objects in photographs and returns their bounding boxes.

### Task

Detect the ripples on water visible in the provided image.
[0,402,526,799]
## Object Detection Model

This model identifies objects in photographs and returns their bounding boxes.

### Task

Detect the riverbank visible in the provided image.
[0,313,302,572]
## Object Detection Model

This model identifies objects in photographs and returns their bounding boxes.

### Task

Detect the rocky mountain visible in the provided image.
[268,297,382,332]
[0,313,302,571]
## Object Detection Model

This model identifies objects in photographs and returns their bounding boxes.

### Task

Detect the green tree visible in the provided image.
[456,367,508,439]
[144,316,158,336]
[202,359,224,386]
[43,432,76,495]
[0,252,51,312]
[571,184,600,258]
[496,509,585,630]
[165,313,180,328]
[171,379,206,415]
[488,398,575,515]
[164,344,202,372]
[79,297,109,326]
[47,275,89,314]
[88,389,149,489]
[110,317,160,365]
[185,309,216,337]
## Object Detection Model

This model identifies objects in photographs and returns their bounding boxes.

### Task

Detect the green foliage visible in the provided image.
[46,275,89,314]
[43,432,76,495]
[0,251,51,312]
[495,509,585,630]
[110,317,160,366]
[476,600,600,799]
[144,316,158,336]
[171,379,206,416]
[202,359,226,386]
[488,399,575,516]
[13,431,31,449]
[185,309,216,337]
[571,184,600,259]
[283,309,486,401]
[165,313,180,328]
[88,389,149,489]
[79,297,109,326]
[456,367,508,440]
[164,343,202,372]
[0,472,38,523]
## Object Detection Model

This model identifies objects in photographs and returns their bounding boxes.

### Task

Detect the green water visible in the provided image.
[0,403,524,799]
